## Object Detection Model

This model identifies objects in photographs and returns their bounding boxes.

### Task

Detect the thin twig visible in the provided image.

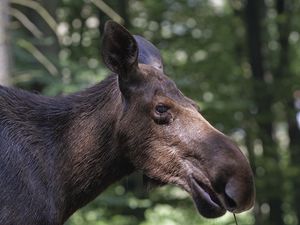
[233,213,239,225]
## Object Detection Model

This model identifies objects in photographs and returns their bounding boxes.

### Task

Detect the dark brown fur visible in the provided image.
[0,21,255,225]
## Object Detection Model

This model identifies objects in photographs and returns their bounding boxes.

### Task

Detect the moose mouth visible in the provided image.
[189,176,226,218]
[145,173,227,218]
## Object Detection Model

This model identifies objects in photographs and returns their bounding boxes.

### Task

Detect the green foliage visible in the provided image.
[8,0,300,225]
[66,184,253,225]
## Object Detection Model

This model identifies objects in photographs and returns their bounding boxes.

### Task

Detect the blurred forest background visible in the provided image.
[1,0,300,224]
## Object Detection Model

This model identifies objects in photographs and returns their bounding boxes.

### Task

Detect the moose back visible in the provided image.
[0,21,255,225]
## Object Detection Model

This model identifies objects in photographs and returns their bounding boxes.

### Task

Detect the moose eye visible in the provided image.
[153,104,172,125]
[155,104,169,114]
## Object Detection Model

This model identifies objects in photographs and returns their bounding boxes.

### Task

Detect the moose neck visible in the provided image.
[52,75,134,220]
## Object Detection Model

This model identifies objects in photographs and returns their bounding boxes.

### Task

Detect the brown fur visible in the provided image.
[0,21,255,225]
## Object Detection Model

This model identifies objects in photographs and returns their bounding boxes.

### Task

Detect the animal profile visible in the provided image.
[0,21,255,225]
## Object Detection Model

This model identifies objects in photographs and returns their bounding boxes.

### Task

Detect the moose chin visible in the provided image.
[0,20,255,225]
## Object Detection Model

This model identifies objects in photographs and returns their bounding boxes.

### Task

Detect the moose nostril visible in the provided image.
[224,190,237,210]
[224,180,241,211]
[223,176,255,213]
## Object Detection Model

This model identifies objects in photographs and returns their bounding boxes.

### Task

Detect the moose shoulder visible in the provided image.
[0,21,255,225]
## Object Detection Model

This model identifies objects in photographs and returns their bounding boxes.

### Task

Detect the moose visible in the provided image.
[0,21,255,225]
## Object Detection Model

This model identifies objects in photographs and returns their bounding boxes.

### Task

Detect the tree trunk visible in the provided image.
[279,0,300,220]
[244,0,284,224]
[0,0,11,86]
[289,107,300,221]
[117,0,129,27]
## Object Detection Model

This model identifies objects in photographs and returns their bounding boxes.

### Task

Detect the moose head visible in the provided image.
[101,21,255,218]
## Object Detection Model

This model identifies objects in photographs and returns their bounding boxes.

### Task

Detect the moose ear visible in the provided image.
[133,35,164,72]
[101,21,138,81]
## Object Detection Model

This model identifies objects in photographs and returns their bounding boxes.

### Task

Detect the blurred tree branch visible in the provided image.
[10,8,43,38]
[90,0,124,24]
[17,39,58,76]
[10,0,57,37]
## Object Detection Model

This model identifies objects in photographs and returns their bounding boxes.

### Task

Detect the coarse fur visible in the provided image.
[0,75,133,224]
[0,21,255,225]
